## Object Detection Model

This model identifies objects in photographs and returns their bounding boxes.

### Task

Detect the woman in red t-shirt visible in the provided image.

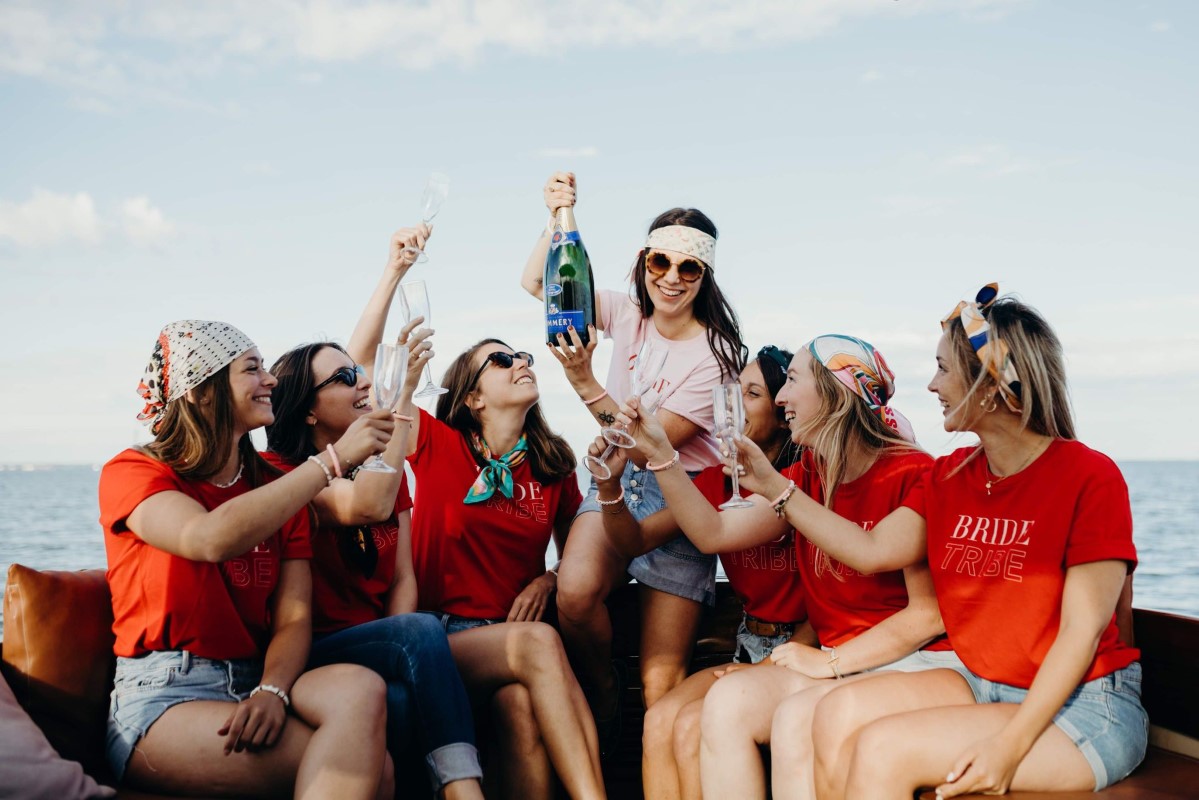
[396,333,606,800]
[756,286,1147,799]
[261,225,484,800]
[604,335,946,800]
[100,320,395,799]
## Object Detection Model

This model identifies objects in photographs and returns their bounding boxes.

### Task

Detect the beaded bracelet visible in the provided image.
[771,480,798,518]
[582,390,609,406]
[307,455,334,485]
[596,487,626,507]
[250,683,291,707]
[646,451,680,472]
[325,444,344,479]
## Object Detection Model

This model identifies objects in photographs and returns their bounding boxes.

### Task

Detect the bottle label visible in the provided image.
[550,230,581,251]
[545,283,563,297]
[547,311,586,335]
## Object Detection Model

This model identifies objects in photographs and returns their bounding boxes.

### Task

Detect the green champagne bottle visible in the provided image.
[544,206,596,346]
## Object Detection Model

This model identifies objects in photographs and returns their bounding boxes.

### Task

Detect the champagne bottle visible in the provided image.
[544,206,596,346]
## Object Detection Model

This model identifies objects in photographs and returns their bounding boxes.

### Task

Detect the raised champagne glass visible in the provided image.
[399,172,450,264]
[713,383,754,509]
[357,342,408,474]
[398,280,448,399]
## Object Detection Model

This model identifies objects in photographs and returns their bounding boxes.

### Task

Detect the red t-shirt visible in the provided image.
[99,449,312,660]
[909,440,1139,687]
[691,467,807,624]
[789,449,940,649]
[262,451,414,635]
[408,410,583,619]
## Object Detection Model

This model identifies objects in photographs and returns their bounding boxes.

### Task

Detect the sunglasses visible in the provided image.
[646,250,706,283]
[469,350,535,390]
[313,364,366,393]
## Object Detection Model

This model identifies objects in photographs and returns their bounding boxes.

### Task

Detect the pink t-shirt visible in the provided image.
[598,289,723,472]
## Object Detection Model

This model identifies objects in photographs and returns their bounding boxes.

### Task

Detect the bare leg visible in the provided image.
[125,664,389,800]
[638,586,704,709]
[847,702,1093,799]
[641,666,721,800]
[811,670,974,800]
[768,683,839,800]
[449,622,605,800]
[555,511,630,715]
[490,683,551,800]
[671,700,705,800]
[699,664,821,800]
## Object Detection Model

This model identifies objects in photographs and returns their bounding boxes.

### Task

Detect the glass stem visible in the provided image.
[728,444,742,501]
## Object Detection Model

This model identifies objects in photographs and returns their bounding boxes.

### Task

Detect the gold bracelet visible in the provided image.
[827,647,844,680]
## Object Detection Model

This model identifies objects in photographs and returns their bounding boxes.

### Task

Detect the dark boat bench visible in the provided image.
[603,583,1199,800]
[3,565,1198,799]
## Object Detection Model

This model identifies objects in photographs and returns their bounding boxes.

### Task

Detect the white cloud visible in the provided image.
[0,188,102,247]
[1149,20,1171,33]
[121,197,176,247]
[940,144,1041,177]
[878,194,955,217]
[0,189,177,249]
[0,0,1027,107]
[536,146,600,159]
[860,68,882,83]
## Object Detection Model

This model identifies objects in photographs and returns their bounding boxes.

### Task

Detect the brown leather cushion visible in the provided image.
[1,564,116,783]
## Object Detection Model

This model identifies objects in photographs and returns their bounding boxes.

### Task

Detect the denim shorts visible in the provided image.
[578,462,717,606]
[733,618,790,664]
[107,650,261,780]
[435,613,506,635]
[939,660,1148,790]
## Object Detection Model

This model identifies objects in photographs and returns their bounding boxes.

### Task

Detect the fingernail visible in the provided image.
[946,772,955,781]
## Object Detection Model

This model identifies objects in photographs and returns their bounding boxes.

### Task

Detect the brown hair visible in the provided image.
[435,339,577,484]
[265,342,346,465]
[629,208,747,381]
[142,364,276,487]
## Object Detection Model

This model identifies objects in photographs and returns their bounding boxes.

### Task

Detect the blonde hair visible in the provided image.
[793,357,922,580]
[944,296,1076,440]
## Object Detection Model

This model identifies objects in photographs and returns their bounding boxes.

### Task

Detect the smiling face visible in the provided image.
[227,348,277,434]
[468,343,538,412]
[774,349,825,447]
[740,360,786,449]
[928,331,987,432]
[643,249,704,319]
[308,346,372,438]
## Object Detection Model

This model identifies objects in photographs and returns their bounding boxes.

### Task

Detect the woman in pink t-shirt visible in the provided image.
[748,286,1147,799]
[519,172,747,749]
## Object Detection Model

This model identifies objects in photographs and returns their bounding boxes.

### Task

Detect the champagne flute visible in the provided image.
[583,341,669,479]
[398,280,448,398]
[713,383,754,509]
[399,172,450,263]
[357,343,409,474]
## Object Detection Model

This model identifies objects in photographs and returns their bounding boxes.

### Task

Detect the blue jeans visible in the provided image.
[310,613,482,791]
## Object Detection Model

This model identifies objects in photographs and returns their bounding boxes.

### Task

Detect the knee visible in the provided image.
[810,685,858,758]
[698,678,745,741]
[641,665,687,709]
[555,568,608,624]
[511,621,569,674]
[847,717,906,784]
[642,696,682,753]
[672,704,703,761]
[334,666,388,734]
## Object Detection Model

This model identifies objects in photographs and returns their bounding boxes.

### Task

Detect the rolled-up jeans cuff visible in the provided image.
[426,742,483,791]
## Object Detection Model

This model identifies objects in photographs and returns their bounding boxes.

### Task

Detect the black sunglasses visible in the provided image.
[469,350,535,390]
[313,364,366,393]
[646,250,706,283]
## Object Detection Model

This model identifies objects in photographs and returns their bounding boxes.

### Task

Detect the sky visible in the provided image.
[1,0,1196,466]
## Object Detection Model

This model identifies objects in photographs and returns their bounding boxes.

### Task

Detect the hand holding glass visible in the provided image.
[583,341,669,479]
[400,172,450,264]
[713,383,754,509]
[398,280,447,398]
[356,343,409,474]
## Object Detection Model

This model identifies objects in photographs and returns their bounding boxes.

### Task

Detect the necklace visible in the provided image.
[984,438,1051,496]
[209,459,244,489]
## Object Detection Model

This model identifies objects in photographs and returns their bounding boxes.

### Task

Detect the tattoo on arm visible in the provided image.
[597,410,616,425]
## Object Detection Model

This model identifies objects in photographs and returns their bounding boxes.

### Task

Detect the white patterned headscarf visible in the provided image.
[644,225,717,269]
[137,320,256,433]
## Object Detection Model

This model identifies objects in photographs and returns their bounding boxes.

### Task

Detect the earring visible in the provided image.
[980,396,998,413]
